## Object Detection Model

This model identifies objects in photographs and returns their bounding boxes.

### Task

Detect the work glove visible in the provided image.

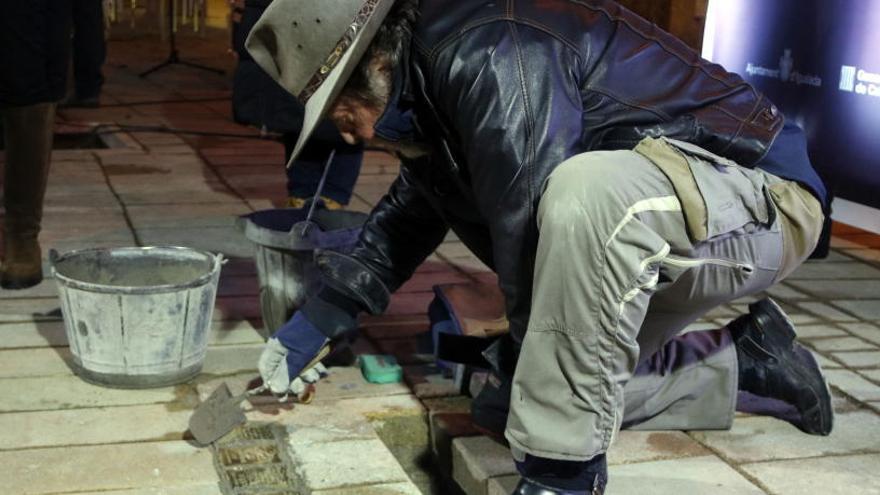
[258,311,330,396]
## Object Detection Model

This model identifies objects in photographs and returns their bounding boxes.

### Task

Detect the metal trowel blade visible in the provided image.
[189,383,248,446]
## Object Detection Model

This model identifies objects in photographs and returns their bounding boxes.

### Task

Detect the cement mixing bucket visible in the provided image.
[51,246,223,388]
[238,208,368,336]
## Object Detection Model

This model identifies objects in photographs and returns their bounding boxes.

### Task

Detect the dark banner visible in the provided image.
[703,0,880,208]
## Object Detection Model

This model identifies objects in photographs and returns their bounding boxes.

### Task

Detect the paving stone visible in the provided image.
[793,324,848,340]
[0,320,68,348]
[830,300,880,321]
[788,313,820,325]
[690,411,880,463]
[825,369,880,401]
[201,344,263,375]
[127,203,250,229]
[842,248,880,263]
[763,283,811,301]
[0,347,74,378]
[0,375,177,412]
[809,336,876,352]
[607,456,765,495]
[288,438,410,491]
[831,351,880,368]
[841,322,880,345]
[860,370,880,382]
[0,298,63,322]
[488,475,521,495]
[314,481,423,494]
[0,404,192,449]
[795,302,859,322]
[787,262,880,280]
[212,296,263,321]
[608,431,708,465]
[789,280,880,300]
[452,436,517,495]
[815,352,843,369]
[0,441,217,495]
[70,486,223,495]
[741,454,880,495]
[136,226,254,258]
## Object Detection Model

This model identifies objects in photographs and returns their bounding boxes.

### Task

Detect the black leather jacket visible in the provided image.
[310,0,783,341]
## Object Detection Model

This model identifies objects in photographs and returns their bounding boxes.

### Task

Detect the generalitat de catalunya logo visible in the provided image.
[839,65,880,98]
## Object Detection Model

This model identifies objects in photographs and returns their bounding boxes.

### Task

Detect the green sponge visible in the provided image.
[359,354,403,384]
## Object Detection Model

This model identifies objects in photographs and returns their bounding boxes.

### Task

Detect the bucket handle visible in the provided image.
[297,149,336,238]
[48,248,61,275]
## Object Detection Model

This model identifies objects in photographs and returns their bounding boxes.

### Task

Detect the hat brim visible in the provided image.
[286,5,392,168]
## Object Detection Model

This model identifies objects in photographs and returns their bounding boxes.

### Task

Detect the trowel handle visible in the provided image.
[300,149,337,237]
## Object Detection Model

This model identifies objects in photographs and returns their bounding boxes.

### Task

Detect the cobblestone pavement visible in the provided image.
[1,29,879,495]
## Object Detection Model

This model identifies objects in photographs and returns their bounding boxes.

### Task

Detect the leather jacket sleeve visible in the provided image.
[315,160,450,318]
[428,23,585,338]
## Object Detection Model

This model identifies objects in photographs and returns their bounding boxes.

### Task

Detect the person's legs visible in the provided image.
[283,134,363,208]
[71,0,105,103]
[1,102,56,289]
[505,137,826,491]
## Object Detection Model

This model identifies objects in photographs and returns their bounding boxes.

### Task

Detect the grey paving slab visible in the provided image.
[66,486,222,495]
[861,370,880,382]
[831,351,880,368]
[842,248,880,263]
[793,324,848,340]
[796,302,860,322]
[314,482,423,494]
[0,441,217,495]
[452,436,516,495]
[288,438,411,491]
[787,262,880,280]
[607,456,765,495]
[789,280,880,300]
[825,369,880,401]
[841,322,880,345]
[0,375,176,412]
[0,404,192,449]
[488,475,521,495]
[691,411,880,463]
[809,337,877,352]
[831,300,880,321]
[0,347,74,378]
[741,454,880,495]
[763,283,811,301]
[609,430,710,465]
[119,189,243,205]
[126,203,251,229]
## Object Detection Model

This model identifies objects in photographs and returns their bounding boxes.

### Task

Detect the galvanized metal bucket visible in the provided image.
[238,208,367,337]
[51,246,223,388]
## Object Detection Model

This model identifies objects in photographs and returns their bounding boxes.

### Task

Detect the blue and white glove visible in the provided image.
[258,311,330,395]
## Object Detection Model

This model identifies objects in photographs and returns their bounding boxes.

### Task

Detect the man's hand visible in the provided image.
[258,311,330,396]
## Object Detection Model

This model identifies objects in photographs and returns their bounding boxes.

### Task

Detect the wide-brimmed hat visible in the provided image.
[246,0,395,166]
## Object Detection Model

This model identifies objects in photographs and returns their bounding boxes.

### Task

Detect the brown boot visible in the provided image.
[1,102,54,290]
[1,236,43,289]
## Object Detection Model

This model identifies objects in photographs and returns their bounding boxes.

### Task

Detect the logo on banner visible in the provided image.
[839,65,880,98]
[745,48,822,87]
[839,66,857,91]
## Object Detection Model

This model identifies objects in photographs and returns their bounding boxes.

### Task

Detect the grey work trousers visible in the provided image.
[505,137,823,461]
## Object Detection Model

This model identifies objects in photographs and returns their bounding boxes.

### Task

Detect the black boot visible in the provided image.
[730,298,834,435]
[512,478,599,495]
[471,369,512,438]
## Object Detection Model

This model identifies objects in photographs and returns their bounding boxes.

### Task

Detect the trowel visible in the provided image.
[189,346,331,446]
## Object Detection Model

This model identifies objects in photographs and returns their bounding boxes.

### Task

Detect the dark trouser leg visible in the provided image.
[1,102,55,289]
[283,134,363,206]
[72,0,105,99]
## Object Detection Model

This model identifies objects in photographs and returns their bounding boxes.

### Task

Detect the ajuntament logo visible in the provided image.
[745,48,822,87]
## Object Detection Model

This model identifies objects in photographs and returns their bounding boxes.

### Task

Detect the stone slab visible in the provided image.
[608,431,708,465]
[841,323,880,345]
[287,438,411,491]
[793,324,848,340]
[690,411,880,463]
[809,337,876,352]
[0,441,217,495]
[741,454,880,495]
[0,404,192,449]
[763,283,810,301]
[69,486,222,495]
[452,436,516,495]
[825,369,880,401]
[488,475,521,495]
[796,302,859,322]
[0,375,177,412]
[831,300,880,321]
[314,481,423,494]
[831,351,880,368]
[136,226,254,258]
[607,456,765,495]
[788,262,880,280]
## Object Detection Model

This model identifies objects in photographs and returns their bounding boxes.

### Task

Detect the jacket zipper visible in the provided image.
[664,254,755,274]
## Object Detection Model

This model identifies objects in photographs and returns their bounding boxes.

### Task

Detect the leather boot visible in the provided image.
[1,103,55,290]
[512,477,604,495]
[730,298,834,435]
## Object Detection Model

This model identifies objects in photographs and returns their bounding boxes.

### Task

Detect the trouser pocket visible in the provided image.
[634,137,776,242]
